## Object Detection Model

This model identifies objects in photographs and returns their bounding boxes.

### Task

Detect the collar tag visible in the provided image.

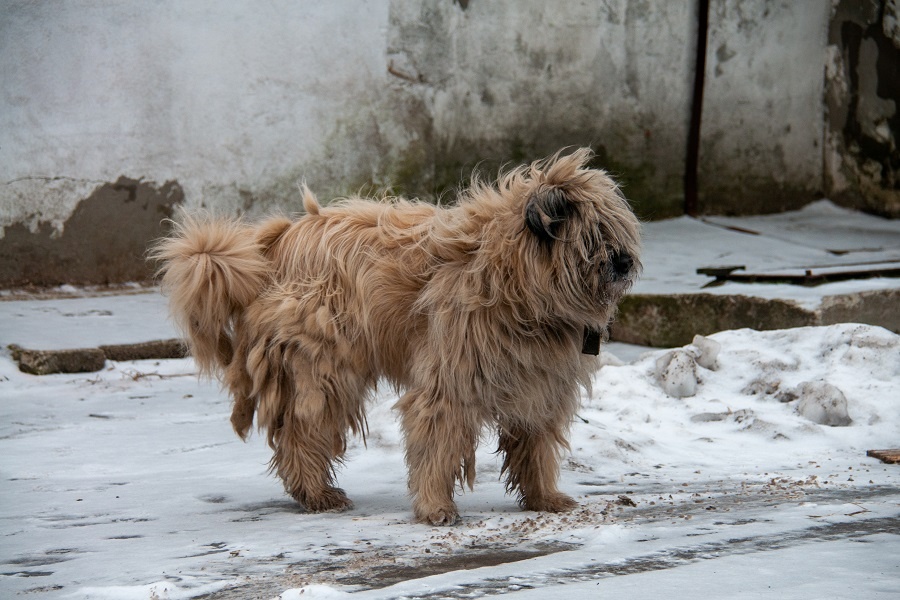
[581,327,602,355]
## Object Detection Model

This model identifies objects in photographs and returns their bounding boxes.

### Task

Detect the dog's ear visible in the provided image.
[524,186,573,244]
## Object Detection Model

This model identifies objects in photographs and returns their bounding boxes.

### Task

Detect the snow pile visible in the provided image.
[793,381,852,427]
[652,331,859,426]
[654,348,701,398]
[572,323,898,477]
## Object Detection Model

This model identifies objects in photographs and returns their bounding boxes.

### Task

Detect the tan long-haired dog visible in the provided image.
[152,148,640,525]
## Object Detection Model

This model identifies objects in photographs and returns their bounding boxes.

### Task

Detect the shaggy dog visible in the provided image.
[152,148,641,525]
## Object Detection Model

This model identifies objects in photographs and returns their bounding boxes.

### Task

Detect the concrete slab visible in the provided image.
[611,289,900,348]
[615,200,900,346]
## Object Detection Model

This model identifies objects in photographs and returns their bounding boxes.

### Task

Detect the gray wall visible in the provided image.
[1,0,897,287]
[699,0,830,214]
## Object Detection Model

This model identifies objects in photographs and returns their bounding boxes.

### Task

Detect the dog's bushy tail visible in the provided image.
[151,213,270,376]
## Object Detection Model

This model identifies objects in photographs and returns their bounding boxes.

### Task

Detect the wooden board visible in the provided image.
[698,261,900,287]
[866,449,900,464]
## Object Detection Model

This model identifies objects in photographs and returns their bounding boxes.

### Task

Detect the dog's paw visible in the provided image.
[415,504,460,526]
[523,493,578,513]
[300,487,354,513]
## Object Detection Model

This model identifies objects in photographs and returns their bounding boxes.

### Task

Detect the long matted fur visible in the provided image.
[152,148,641,525]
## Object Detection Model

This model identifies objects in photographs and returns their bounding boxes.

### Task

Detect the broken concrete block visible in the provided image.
[100,338,186,361]
[7,338,188,375]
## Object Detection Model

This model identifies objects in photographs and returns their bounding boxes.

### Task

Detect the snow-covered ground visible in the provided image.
[1,202,898,598]
[1,320,898,599]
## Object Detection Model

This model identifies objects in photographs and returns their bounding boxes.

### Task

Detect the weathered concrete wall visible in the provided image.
[0,1,398,238]
[385,1,695,218]
[699,0,830,214]
[825,0,900,218]
[0,1,398,286]
[0,0,895,287]
[1,0,700,288]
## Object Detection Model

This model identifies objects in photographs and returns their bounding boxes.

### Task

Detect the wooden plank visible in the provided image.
[866,449,900,464]
[698,262,900,287]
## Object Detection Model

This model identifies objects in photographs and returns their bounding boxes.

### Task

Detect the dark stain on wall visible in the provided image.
[0,177,183,288]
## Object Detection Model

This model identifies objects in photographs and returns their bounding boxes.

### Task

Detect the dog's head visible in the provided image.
[491,148,642,328]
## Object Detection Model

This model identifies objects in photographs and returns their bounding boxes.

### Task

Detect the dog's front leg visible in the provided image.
[397,390,478,525]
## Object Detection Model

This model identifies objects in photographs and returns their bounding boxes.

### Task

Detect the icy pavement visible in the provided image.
[1,291,176,351]
[1,200,899,598]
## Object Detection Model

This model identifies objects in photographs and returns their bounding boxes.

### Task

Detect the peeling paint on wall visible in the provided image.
[826,0,900,217]
[381,0,694,219]
[0,178,182,287]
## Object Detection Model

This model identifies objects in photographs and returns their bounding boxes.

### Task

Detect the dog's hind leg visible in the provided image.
[250,338,366,513]
[225,320,257,440]
[397,390,479,525]
[498,420,578,513]
[269,405,354,512]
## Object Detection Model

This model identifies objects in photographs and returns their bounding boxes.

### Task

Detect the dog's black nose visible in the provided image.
[611,251,634,277]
